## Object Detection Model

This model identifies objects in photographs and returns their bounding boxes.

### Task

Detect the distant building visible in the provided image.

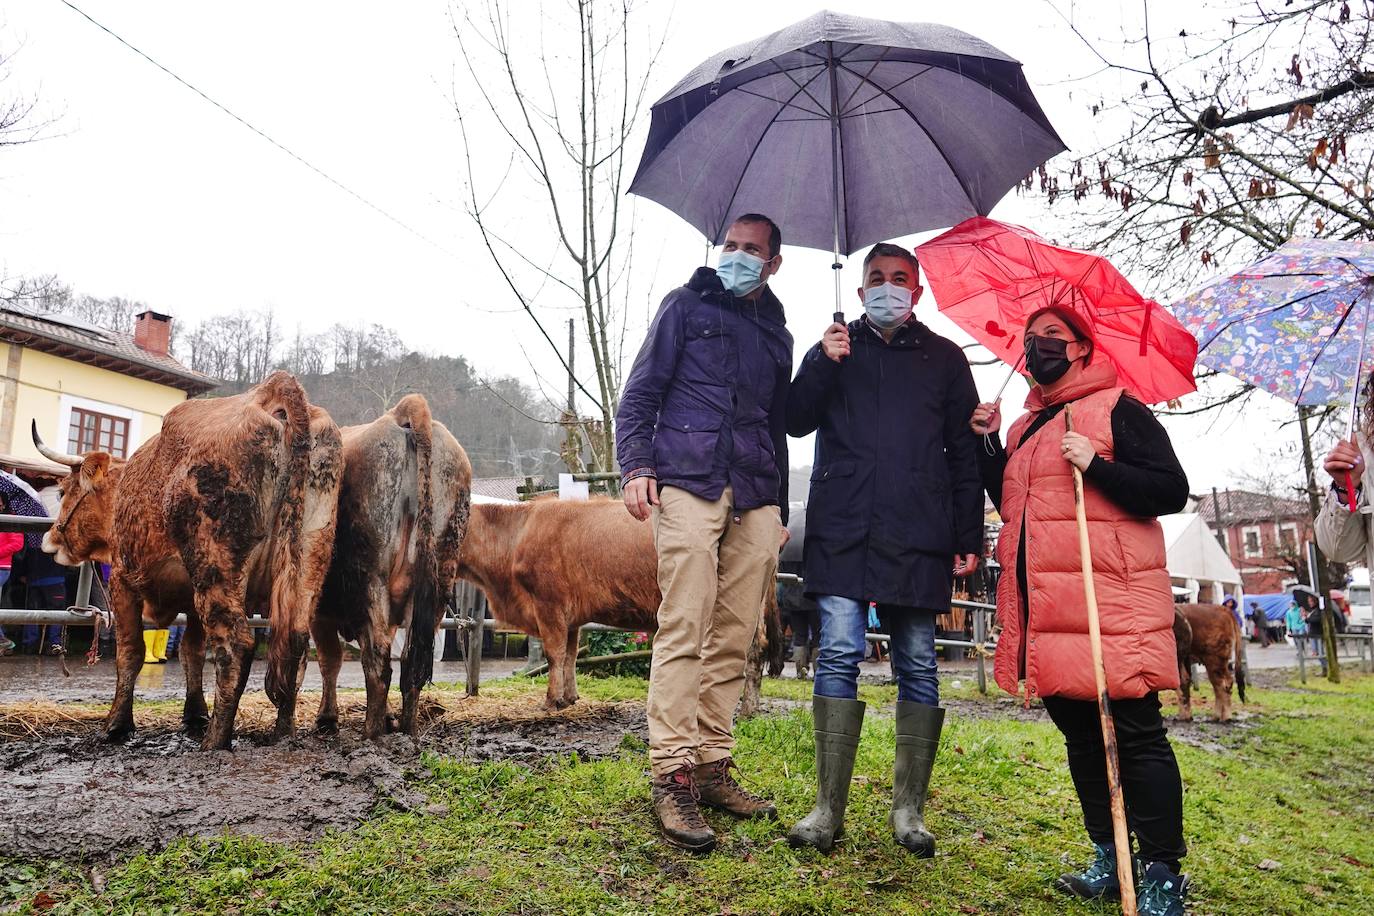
[1196,488,1314,594]
[0,308,216,469]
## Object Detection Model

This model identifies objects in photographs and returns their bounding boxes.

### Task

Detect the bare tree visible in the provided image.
[450,0,667,476]
[1030,1,1372,411]
[0,40,51,150]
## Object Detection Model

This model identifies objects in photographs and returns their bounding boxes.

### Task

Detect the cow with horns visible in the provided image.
[312,394,472,739]
[34,371,343,750]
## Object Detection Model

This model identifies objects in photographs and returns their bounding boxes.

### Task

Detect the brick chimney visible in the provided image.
[133,310,172,356]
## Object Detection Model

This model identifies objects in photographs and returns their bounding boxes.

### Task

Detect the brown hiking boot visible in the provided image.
[694,757,777,819]
[651,764,716,852]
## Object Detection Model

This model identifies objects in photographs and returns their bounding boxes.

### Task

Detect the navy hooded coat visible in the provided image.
[787,316,983,609]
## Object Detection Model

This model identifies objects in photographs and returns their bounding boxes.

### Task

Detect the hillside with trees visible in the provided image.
[4,275,564,479]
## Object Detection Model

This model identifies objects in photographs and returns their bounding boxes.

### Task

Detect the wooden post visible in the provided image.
[973,607,988,695]
[1065,404,1137,915]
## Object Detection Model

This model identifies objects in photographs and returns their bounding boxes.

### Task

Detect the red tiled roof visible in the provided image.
[0,308,217,394]
[1195,488,1310,527]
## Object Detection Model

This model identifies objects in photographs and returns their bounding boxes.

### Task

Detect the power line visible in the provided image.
[56,0,458,260]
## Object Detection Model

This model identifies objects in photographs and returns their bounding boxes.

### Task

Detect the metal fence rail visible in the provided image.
[0,512,1000,694]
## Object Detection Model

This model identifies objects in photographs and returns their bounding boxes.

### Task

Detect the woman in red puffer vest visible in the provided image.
[970,307,1191,912]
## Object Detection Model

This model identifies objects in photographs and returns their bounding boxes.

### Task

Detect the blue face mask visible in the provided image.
[863,282,914,329]
[716,250,769,297]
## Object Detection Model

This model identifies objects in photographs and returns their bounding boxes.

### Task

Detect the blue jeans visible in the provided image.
[814,595,939,706]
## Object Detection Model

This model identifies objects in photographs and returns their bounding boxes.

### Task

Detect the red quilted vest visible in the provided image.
[992,361,1179,702]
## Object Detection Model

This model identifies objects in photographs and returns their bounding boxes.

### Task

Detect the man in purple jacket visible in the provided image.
[616,213,793,852]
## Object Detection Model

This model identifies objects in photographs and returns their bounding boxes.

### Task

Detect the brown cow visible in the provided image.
[457,499,780,712]
[1173,602,1247,722]
[312,395,472,739]
[457,499,660,710]
[34,371,342,749]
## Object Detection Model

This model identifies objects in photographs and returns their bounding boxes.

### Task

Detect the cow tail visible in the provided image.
[262,371,312,705]
[395,395,439,696]
[1234,619,1247,704]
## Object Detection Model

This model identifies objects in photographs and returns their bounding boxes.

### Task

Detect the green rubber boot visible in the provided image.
[786,695,865,852]
[890,701,944,857]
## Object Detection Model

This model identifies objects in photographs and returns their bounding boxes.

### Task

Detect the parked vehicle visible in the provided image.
[1346,569,1372,635]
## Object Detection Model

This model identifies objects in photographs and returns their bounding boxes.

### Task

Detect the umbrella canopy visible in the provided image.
[1169,239,1374,407]
[628,10,1064,256]
[916,217,1198,405]
[0,469,50,551]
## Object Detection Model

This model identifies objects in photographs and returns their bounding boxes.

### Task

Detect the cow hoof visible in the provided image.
[201,732,234,752]
[315,717,339,737]
[385,714,401,733]
[102,722,135,743]
[182,716,210,739]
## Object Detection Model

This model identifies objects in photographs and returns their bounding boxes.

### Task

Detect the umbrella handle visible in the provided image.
[1347,471,1358,513]
[833,311,845,325]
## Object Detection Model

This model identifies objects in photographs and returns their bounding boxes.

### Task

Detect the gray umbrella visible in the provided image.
[629,10,1065,316]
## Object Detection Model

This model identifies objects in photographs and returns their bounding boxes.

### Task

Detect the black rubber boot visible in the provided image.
[890,700,944,857]
[786,696,865,852]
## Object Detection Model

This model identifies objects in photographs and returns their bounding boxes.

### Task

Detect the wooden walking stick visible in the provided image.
[1064,404,1138,915]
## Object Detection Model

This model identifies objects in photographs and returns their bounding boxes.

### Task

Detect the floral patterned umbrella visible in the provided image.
[0,470,48,551]
[1170,239,1374,408]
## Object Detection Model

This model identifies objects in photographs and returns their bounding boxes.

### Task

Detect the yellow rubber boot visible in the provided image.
[153,629,170,662]
[143,630,159,664]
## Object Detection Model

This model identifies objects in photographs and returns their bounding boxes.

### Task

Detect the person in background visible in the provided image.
[971,306,1190,915]
[1249,601,1271,648]
[1300,592,1328,675]
[0,493,21,654]
[1222,595,1241,629]
[1285,598,1308,653]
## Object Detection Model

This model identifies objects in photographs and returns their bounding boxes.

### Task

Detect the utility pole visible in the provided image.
[1210,486,1228,551]
[1298,405,1340,682]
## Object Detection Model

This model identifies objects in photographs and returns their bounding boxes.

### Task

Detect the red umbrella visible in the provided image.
[915,217,1198,405]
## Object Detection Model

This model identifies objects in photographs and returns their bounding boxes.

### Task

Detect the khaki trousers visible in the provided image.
[647,485,779,776]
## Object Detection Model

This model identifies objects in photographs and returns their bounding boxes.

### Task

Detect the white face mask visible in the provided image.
[862,282,914,329]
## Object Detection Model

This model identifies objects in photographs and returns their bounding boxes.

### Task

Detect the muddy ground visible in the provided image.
[0,701,647,863]
[0,666,1306,864]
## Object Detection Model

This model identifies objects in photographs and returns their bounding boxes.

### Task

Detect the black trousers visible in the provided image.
[1041,692,1186,872]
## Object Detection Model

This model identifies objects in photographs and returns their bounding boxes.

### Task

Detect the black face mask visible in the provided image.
[1025,334,1077,385]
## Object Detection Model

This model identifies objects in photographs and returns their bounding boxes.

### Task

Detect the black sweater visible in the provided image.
[978,395,1189,518]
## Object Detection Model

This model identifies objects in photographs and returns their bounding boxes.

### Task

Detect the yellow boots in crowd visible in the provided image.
[143,628,169,664]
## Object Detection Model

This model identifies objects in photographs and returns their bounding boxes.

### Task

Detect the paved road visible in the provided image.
[0,655,526,704]
[1,639,1366,705]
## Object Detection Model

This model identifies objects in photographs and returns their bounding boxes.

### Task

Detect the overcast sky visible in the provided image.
[0,0,1324,494]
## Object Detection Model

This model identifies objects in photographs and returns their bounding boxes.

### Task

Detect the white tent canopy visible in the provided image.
[1160,513,1244,605]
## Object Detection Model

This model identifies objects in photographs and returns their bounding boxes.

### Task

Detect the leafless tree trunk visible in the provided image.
[451,0,666,477]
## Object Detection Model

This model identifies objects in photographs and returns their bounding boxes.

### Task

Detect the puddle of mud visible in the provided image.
[0,701,648,863]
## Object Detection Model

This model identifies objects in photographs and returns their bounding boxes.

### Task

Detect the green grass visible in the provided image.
[5,674,1373,914]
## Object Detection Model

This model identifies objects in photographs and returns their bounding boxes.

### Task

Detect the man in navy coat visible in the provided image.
[785,242,983,856]
[616,214,792,853]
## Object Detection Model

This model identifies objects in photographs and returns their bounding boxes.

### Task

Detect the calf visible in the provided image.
[34,372,342,749]
[1174,602,1247,722]
[312,395,472,738]
[458,499,658,710]
[457,499,778,711]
